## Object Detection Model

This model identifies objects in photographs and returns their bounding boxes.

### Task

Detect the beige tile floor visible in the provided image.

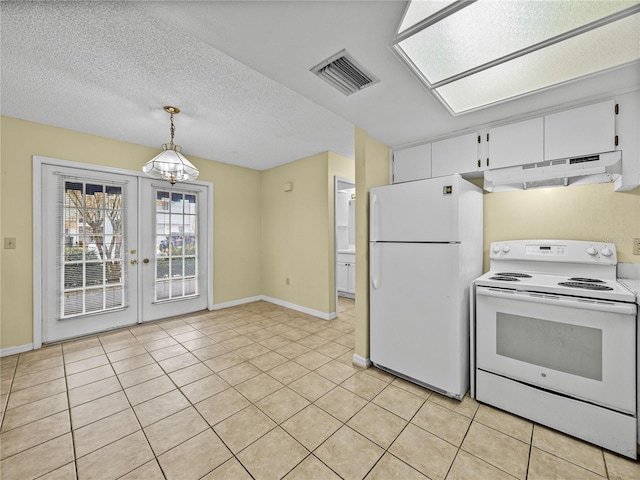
[1,297,639,480]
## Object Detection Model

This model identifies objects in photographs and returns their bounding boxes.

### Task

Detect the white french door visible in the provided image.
[140,181,208,322]
[38,160,210,343]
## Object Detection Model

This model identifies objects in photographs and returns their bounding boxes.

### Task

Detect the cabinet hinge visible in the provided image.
[615,104,619,115]
[486,133,490,142]
[615,135,619,146]
[477,135,481,144]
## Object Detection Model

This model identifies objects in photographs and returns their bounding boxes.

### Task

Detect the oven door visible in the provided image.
[476,286,637,414]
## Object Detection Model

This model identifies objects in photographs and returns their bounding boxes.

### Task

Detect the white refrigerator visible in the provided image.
[369,174,483,399]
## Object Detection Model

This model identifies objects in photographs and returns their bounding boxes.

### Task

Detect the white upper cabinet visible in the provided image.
[431,132,479,178]
[393,143,432,184]
[544,100,616,160]
[615,91,640,191]
[488,117,544,169]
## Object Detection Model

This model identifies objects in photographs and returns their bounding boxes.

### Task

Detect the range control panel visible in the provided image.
[525,244,567,256]
[490,240,617,265]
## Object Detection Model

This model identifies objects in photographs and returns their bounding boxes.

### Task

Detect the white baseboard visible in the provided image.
[212,296,263,310]
[352,353,372,368]
[1,343,34,358]
[261,296,336,320]
[212,295,336,321]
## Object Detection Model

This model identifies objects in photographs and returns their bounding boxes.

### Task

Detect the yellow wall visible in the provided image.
[3,115,636,354]
[354,128,390,362]
[1,116,262,349]
[260,151,354,315]
[483,182,640,269]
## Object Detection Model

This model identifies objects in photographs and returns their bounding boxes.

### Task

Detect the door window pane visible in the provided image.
[62,180,124,317]
[155,189,198,301]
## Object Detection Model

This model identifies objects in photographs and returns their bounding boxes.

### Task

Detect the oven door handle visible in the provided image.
[476,287,637,315]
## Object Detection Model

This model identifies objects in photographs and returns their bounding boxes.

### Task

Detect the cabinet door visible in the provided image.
[337,262,349,292]
[393,143,432,183]
[545,100,616,160]
[432,132,479,177]
[488,117,544,169]
[348,263,356,294]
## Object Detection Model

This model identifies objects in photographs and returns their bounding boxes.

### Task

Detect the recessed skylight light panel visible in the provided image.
[393,0,640,113]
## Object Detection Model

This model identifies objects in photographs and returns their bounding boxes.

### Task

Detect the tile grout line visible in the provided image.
[98,331,166,480]
[62,344,79,480]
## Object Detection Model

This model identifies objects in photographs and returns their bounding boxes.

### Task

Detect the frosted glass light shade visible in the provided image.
[142,143,199,185]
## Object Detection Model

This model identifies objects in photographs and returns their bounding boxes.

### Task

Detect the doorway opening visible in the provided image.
[334,177,356,308]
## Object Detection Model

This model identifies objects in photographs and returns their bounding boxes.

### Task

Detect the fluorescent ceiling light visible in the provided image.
[393,0,640,114]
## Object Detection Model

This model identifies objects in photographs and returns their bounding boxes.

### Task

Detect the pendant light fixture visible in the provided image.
[143,106,199,185]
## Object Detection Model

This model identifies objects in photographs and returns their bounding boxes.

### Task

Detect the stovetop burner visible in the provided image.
[477,240,635,302]
[558,281,614,291]
[496,272,532,278]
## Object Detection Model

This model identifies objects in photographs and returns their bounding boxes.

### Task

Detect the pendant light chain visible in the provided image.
[169,111,176,146]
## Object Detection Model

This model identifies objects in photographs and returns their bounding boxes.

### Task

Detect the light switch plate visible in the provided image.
[4,237,16,249]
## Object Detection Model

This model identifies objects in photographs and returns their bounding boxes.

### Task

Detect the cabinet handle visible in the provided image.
[486,158,490,167]
[477,159,481,168]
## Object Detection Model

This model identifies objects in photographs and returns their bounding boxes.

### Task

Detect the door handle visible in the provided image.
[370,193,378,241]
[130,259,138,265]
[143,258,150,264]
[371,243,379,289]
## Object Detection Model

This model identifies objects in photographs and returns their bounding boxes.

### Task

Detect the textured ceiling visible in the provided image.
[2,1,638,171]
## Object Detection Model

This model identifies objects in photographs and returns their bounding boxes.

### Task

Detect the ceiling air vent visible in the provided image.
[311,49,379,96]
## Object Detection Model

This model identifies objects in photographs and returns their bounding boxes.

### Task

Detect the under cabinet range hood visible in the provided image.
[484,151,622,192]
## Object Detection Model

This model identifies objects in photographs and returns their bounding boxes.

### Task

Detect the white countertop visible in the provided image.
[618,263,640,304]
[619,278,640,298]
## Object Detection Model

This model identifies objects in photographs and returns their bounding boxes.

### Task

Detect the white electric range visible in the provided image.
[471,239,638,459]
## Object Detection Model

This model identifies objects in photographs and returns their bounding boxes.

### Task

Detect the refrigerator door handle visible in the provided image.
[370,193,378,241]
[371,242,379,289]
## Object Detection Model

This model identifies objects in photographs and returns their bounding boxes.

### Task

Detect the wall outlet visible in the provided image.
[4,237,16,249]
[633,238,640,256]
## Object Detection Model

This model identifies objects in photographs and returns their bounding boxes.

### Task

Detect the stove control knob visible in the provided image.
[586,246,597,256]
[600,246,613,257]
[501,245,511,253]
[492,244,501,253]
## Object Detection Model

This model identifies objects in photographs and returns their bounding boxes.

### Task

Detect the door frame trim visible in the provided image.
[32,155,214,349]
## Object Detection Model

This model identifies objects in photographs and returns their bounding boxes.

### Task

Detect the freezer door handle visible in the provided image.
[370,193,378,241]
[371,242,379,289]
